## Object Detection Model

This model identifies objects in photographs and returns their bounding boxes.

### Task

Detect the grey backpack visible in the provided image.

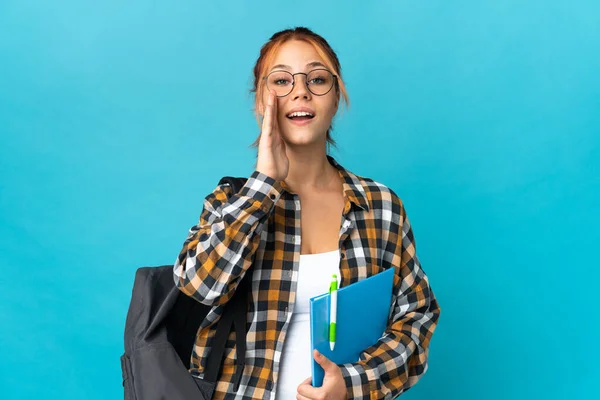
[121,176,249,399]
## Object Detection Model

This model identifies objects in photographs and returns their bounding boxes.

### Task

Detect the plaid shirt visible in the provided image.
[173,155,441,400]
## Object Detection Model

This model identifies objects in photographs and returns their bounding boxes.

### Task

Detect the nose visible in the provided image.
[290,74,311,100]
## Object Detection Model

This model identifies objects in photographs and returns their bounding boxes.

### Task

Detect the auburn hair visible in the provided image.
[248,27,350,151]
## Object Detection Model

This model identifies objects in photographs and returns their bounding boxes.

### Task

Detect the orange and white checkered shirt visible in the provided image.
[173,155,441,399]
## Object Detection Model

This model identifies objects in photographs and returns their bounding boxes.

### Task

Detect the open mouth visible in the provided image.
[286,111,315,122]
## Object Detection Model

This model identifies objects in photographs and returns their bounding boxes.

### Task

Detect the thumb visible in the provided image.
[314,349,335,373]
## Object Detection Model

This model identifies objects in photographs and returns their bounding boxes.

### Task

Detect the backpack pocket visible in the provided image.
[129,342,215,400]
[120,353,137,400]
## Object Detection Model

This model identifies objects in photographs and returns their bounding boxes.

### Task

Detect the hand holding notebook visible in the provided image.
[309,267,396,387]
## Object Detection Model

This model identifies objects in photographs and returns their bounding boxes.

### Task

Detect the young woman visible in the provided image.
[173,27,441,400]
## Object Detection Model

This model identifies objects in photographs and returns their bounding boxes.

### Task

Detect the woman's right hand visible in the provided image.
[256,90,289,182]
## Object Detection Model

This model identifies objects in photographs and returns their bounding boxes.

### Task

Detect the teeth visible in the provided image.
[287,111,313,118]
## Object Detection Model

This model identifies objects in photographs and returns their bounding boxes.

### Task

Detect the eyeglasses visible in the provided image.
[263,68,338,97]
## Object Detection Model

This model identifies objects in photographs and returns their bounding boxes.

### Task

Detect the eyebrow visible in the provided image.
[270,61,327,71]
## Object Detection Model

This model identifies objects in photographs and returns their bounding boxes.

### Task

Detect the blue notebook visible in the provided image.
[309,267,395,387]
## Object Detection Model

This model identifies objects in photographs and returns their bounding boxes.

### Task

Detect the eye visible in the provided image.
[268,71,293,87]
[307,72,330,85]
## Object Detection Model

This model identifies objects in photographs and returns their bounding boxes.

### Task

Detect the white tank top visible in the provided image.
[274,249,342,399]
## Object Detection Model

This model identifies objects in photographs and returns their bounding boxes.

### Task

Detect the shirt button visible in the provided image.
[269,193,276,200]
[291,237,295,243]
[341,251,345,259]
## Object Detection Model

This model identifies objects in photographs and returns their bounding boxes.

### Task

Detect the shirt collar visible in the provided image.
[278,155,371,212]
[328,155,371,212]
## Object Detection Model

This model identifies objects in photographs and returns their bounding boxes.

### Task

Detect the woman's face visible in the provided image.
[260,40,339,146]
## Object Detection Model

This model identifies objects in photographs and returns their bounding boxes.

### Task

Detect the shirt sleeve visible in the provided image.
[173,170,284,307]
[338,199,442,399]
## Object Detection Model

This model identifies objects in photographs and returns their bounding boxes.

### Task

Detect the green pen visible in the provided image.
[329,274,338,351]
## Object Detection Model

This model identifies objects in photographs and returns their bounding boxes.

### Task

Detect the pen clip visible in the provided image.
[329,274,338,293]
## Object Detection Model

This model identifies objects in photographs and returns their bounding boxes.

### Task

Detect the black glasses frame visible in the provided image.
[262,68,338,97]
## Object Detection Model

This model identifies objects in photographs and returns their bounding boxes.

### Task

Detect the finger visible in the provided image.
[270,89,277,108]
[297,381,322,399]
[296,378,313,399]
[262,91,274,136]
[297,376,312,394]
[269,90,279,131]
[314,349,335,372]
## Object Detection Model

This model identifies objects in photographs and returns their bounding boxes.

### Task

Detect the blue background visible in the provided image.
[1,1,598,399]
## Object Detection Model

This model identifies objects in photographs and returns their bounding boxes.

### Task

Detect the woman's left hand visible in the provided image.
[296,349,347,400]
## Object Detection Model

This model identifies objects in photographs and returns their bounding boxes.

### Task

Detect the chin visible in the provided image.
[281,127,322,144]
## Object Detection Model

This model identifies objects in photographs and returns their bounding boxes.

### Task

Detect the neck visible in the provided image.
[283,147,339,193]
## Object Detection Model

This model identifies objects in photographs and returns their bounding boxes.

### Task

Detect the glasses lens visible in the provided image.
[306,70,334,95]
[267,71,293,97]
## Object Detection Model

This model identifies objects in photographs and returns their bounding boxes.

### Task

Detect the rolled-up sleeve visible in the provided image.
[173,170,284,307]
[338,201,441,399]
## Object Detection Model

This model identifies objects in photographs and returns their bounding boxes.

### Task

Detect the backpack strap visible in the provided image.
[231,273,249,391]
